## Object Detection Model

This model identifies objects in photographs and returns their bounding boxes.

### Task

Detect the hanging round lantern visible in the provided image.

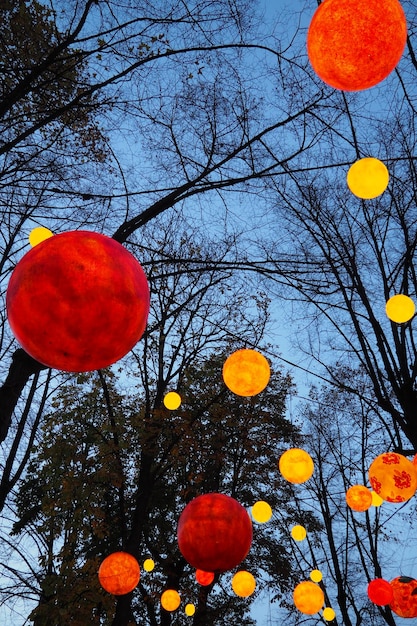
[307,0,407,91]
[389,576,417,618]
[185,603,196,617]
[368,452,417,503]
[177,493,252,572]
[6,231,150,372]
[385,294,416,324]
[293,581,325,615]
[279,448,314,484]
[163,391,182,410]
[222,348,270,396]
[310,570,323,583]
[367,578,394,606]
[231,571,256,597]
[143,558,155,572]
[291,525,307,542]
[98,551,140,595]
[29,226,54,247]
[251,501,272,523]
[195,570,215,586]
[161,589,181,612]
[323,607,336,621]
[346,158,389,199]
[345,485,373,512]
[371,491,384,507]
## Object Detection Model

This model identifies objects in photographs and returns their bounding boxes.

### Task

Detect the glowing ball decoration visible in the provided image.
[279,448,314,484]
[6,231,150,372]
[195,570,215,586]
[163,391,182,410]
[371,491,384,507]
[98,552,140,595]
[389,576,417,618]
[177,493,252,573]
[386,294,416,324]
[251,501,272,523]
[291,525,307,542]
[310,570,323,583]
[232,571,256,598]
[307,0,407,92]
[367,578,394,606]
[143,558,155,572]
[347,158,389,199]
[222,348,270,396]
[29,226,54,247]
[161,589,181,612]
[185,604,196,617]
[345,485,372,512]
[323,607,336,622]
[368,452,417,503]
[293,581,325,615]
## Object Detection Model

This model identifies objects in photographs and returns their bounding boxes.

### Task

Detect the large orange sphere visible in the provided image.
[307,0,407,91]
[231,571,256,597]
[6,231,150,371]
[345,485,372,512]
[368,452,417,503]
[98,551,140,595]
[389,576,417,618]
[222,348,270,396]
[293,581,324,615]
[177,493,252,572]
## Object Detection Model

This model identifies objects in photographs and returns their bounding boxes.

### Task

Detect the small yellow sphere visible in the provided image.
[291,525,307,541]
[371,491,383,507]
[293,581,324,615]
[185,603,196,616]
[310,569,323,583]
[143,558,155,572]
[251,501,272,523]
[29,226,54,247]
[347,158,389,199]
[163,391,182,410]
[222,348,270,396]
[231,571,256,597]
[323,607,336,621]
[279,448,314,484]
[161,589,181,612]
[385,294,415,324]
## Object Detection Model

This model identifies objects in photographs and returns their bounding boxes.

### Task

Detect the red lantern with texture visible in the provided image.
[6,231,150,372]
[98,551,140,595]
[368,452,417,503]
[367,578,394,606]
[177,493,252,572]
[307,0,407,91]
[389,576,417,618]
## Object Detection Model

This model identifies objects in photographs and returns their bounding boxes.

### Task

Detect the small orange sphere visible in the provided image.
[222,349,270,396]
[195,570,215,586]
[307,0,407,91]
[368,452,417,503]
[390,576,417,618]
[346,485,373,512]
[279,448,314,484]
[161,589,181,612]
[293,581,324,615]
[232,571,256,597]
[98,552,140,595]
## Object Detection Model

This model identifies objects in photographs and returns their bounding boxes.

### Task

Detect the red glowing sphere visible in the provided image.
[389,576,417,618]
[98,551,140,595]
[177,493,252,572]
[195,569,215,586]
[6,231,150,371]
[367,578,394,606]
[307,0,407,91]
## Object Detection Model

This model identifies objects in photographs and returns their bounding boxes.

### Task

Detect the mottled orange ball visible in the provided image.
[368,452,417,503]
[293,581,324,615]
[222,349,270,396]
[345,485,372,512]
[98,552,140,595]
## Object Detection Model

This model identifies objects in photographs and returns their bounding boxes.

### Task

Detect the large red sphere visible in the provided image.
[177,493,252,572]
[307,0,407,91]
[389,576,417,618]
[6,231,150,371]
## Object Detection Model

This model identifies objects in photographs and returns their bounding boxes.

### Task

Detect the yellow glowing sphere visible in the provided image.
[371,491,383,507]
[385,294,416,324]
[347,158,389,199]
[185,603,196,616]
[29,226,54,247]
[163,391,182,410]
[222,348,270,396]
[310,569,323,583]
[143,558,155,572]
[231,571,256,597]
[161,589,181,612]
[279,448,314,484]
[251,501,272,523]
[293,581,324,615]
[291,525,307,541]
[323,607,336,621]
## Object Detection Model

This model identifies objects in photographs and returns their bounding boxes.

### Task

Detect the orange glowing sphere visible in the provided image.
[385,294,416,324]
[161,589,181,612]
[7,231,150,372]
[345,485,373,512]
[98,552,140,595]
[279,448,314,484]
[368,452,417,503]
[367,578,394,606]
[231,571,256,597]
[195,569,215,586]
[177,493,252,572]
[251,500,272,523]
[347,158,389,199]
[307,0,407,91]
[293,581,324,615]
[389,576,417,618]
[222,348,270,396]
